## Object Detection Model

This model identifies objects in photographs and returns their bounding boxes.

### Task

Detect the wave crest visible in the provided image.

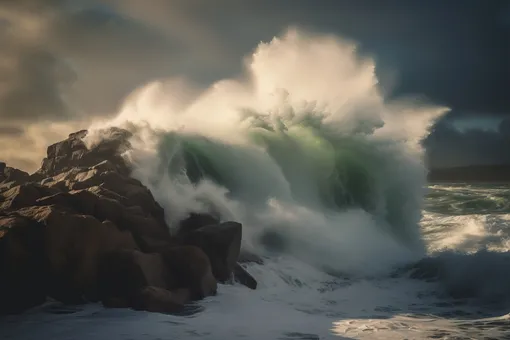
[89,28,447,276]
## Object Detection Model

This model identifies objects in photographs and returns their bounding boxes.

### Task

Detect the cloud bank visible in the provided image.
[0,0,506,171]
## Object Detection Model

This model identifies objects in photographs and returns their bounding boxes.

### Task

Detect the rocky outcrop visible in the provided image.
[0,162,30,190]
[0,127,256,316]
[36,128,132,178]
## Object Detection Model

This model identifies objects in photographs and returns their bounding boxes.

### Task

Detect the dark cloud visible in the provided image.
[0,0,507,170]
[46,9,184,116]
[1,0,507,124]
[0,39,73,121]
[0,2,72,122]
[425,118,510,168]
[0,125,23,136]
[0,0,64,10]
[103,0,509,116]
[0,0,209,124]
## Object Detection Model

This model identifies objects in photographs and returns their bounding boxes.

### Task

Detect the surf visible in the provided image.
[86,28,447,278]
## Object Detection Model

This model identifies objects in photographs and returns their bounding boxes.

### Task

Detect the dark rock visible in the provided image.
[99,246,217,306]
[0,214,47,314]
[178,212,220,237]
[102,297,130,309]
[233,263,258,290]
[68,168,166,225]
[0,183,60,211]
[98,249,170,302]
[181,221,242,282]
[160,246,217,300]
[2,166,29,185]
[0,128,253,315]
[0,163,30,190]
[36,127,132,178]
[238,249,264,265]
[119,212,173,253]
[69,129,88,140]
[131,286,191,314]
[32,186,172,253]
[7,206,138,304]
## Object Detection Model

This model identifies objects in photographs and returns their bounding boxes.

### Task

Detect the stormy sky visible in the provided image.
[0,0,508,170]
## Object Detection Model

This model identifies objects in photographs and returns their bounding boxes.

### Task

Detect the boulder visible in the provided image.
[181,221,242,282]
[98,249,170,302]
[233,263,258,290]
[119,212,173,252]
[7,206,138,304]
[0,214,47,314]
[99,246,217,310]
[160,246,218,300]
[178,212,220,237]
[238,249,264,265]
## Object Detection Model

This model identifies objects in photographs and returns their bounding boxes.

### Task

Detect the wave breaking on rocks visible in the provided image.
[0,127,257,316]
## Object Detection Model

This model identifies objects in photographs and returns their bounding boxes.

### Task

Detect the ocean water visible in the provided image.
[1,184,509,340]
[2,29,510,339]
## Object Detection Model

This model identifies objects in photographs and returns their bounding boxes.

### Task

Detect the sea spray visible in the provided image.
[87,28,447,277]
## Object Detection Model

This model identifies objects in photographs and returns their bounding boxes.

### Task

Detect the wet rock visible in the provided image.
[0,128,252,315]
[233,263,258,290]
[178,212,220,237]
[131,286,191,314]
[238,249,264,265]
[99,246,217,309]
[160,245,218,299]
[3,206,139,304]
[37,170,171,252]
[102,297,131,309]
[98,249,170,302]
[181,221,242,282]
[0,214,47,314]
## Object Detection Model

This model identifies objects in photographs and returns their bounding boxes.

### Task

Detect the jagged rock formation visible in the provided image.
[0,128,257,315]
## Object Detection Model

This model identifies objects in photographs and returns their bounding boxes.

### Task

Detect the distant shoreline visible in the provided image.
[427,164,510,183]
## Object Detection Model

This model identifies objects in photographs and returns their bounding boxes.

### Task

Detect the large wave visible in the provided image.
[88,29,447,277]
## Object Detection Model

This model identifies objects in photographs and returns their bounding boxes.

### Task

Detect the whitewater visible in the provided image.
[2,29,510,339]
